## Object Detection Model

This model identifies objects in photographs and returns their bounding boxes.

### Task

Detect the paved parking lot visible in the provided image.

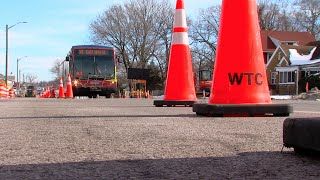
[0,98,319,179]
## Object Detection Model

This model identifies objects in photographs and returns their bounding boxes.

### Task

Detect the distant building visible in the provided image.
[0,73,15,86]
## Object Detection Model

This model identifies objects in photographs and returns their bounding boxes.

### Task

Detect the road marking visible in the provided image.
[294,111,320,114]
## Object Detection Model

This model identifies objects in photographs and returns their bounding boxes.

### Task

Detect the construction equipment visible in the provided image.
[129,79,147,98]
[25,85,36,97]
[198,70,212,94]
[195,69,212,97]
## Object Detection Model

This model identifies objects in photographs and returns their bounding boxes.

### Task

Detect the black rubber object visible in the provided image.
[154,100,196,107]
[283,117,320,154]
[193,103,292,117]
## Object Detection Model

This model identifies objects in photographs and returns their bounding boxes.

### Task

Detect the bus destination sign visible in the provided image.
[76,49,112,56]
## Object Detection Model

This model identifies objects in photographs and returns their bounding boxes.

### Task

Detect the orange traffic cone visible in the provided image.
[58,77,65,98]
[193,0,292,117]
[9,87,15,98]
[49,87,56,98]
[154,0,197,107]
[46,86,50,98]
[0,84,7,99]
[65,74,73,98]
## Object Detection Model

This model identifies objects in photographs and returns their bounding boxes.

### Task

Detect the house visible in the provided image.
[260,30,316,64]
[298,41,320,83]
[260,30,320,95]
[266,44,319,95]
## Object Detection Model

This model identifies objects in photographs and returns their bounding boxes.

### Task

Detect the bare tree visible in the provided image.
[257,0,296,31]
[90,4,130,70]
[90,0,173,69]
[124,0,157,68]
[293,0,320,39]
[150,0,173,86]
[189,5,221,72]
[49,59,63,87]
[25,73,37,83]
[258,0,279,30]
[50,59,62,79]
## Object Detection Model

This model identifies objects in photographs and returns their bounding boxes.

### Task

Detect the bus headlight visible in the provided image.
[74,80,79,86]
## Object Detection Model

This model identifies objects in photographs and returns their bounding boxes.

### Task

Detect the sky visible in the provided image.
[0,0,219,82]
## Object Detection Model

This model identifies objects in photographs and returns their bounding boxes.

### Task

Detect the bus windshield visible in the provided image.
[74,55,115,79]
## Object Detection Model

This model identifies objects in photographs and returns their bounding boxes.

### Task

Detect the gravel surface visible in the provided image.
[0,98,319,179]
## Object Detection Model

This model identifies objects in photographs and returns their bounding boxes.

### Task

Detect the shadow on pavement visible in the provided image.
[1,151,319,179]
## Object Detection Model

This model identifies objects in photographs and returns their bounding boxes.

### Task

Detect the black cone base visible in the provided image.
[154,100,196,107]
[283,117,320,155]
[193,103,292,117]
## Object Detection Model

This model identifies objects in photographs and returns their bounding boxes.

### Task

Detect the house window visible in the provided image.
[271,72,277,85]
[279,71,295,84]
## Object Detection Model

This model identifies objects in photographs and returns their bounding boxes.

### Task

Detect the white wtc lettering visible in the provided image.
[172,32,189,45]
[173,10,187,28]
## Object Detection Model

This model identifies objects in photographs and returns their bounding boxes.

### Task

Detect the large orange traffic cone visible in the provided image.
[65,74,73,98]
[58,77,65,98]
[154,0,197,107]
[193,0,292,116]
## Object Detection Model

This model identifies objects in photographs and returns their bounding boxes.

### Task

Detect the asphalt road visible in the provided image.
[0,98,320,179]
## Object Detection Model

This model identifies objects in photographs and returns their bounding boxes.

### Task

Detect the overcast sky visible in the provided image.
[0,0,219,82]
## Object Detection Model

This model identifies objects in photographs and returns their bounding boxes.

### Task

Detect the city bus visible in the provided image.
[60,45,117,98]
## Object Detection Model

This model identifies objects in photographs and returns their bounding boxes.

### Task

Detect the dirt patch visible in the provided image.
[293,87,320,101]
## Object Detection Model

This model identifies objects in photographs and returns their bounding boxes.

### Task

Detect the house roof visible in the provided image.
[272,45,319,66]
[261,30,316,52]
[306,41,320,60]
[280,45,316,58]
